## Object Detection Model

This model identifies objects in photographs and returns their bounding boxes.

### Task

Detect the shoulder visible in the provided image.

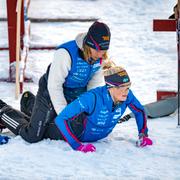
[53,48,72,64]
[75,33,86,49]
[50,48,71,73]
[90,85,106,94]
[55,48,70,57]
[126,90,144,109]
[78,87,104,104]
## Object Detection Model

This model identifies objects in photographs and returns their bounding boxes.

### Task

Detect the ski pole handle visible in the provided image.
[118,114,131,123]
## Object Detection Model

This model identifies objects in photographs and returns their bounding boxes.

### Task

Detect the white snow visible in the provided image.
[0,0,179,179]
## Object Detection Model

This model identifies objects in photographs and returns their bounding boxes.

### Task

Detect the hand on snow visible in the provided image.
[77,143,96,153]
[136,134,153,147]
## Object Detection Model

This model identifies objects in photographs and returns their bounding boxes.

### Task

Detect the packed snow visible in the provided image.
[0,0,179,179]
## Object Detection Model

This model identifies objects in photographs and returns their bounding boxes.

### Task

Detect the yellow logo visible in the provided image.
[102,36,110,41]
[118,71,127,76]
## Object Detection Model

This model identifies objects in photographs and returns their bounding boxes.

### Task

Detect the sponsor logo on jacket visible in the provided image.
[113,108,122,119]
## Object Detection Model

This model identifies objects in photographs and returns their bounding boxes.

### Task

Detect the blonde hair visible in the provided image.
[101,58,116,70]
[83,44,108,61]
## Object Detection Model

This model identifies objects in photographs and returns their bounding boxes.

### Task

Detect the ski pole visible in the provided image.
[177,0,180,126]
[118,114,131,124]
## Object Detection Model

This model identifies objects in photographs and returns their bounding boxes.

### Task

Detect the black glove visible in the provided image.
[118,114,131,123]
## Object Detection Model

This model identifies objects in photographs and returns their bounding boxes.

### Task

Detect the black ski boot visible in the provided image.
[0,99,7,132]
[20,91,35,117]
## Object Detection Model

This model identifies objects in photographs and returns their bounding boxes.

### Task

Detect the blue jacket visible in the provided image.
[55,86,148,150]
[57,40,101,88]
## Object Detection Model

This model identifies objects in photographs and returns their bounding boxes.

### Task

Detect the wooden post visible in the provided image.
[6,0,24,81]
[15,0,22,99]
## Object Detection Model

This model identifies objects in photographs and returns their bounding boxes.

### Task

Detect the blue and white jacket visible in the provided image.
[55,86,148,150]
[57,40,101,88]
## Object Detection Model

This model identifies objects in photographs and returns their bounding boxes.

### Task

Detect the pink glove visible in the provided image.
[77,143,96,153]
[136,136,153,147]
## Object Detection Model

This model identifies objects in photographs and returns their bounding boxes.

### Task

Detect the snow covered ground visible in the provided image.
[0,0,179,179]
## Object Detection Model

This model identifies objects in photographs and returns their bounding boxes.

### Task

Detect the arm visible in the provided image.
[87,67,105,91]
[127,90,153,147]
[55,92,96,150]
[48,49,71,114]
[127,90,148,136]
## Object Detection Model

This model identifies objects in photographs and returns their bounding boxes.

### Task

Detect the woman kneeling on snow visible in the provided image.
[0,66,152,152]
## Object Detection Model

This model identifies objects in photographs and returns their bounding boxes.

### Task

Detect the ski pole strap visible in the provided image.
[0,135,10,145]
[118,114,131,123]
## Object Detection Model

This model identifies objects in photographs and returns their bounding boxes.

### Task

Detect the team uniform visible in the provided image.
[55,86,148,150]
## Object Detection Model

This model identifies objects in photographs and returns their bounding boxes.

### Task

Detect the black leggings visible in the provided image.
[0,83,86,143]
[0,88,61,143]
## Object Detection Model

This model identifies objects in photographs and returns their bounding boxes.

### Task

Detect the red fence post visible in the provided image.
[6,0,24,80]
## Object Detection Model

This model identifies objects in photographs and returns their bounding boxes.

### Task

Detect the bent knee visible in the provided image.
[22,136,42,143]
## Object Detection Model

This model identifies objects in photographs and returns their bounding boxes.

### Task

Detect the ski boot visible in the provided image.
[0,99,7,132]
